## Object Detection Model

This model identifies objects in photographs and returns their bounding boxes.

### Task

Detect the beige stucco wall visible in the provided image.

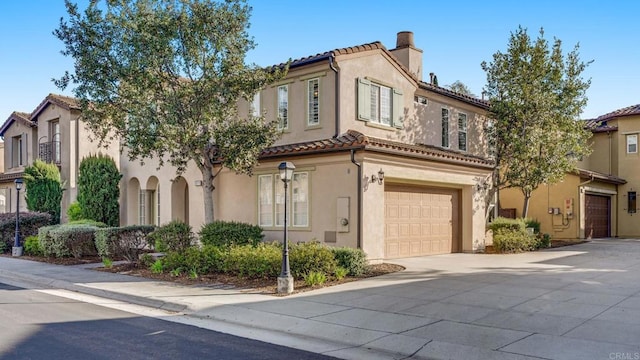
[2,121,36,174]
[610,116,640,236]
[500,175,618,239]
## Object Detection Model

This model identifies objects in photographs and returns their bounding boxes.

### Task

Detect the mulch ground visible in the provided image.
[483,239,589,254]
[4,240,587,295]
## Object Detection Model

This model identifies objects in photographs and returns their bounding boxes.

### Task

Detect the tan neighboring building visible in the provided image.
[0,94,119,221]
[121,31,495,261]
[500,104,640,239]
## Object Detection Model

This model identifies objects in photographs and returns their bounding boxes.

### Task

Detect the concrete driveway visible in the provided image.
[215,238,640,360]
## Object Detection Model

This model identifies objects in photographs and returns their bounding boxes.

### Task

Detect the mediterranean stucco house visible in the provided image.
[0,94,119,221]
[500,104,640,239]
[122,31,495,261]
[0,32,495,261]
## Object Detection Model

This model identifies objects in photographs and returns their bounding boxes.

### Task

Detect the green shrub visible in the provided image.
[524,218,541,234]
[303,271,327,286]
[290,242,337,279]
[150,260,163,274]
[95,225,156,262]
[139,253,154,268]
[492,228,537,253]
[0,212,52,253]
[148,220,194,252]
[331,247,367,276]
[67,201,83,222]
[334,266,348,280]
[102,258,113,268]
[24,160,64,225]
[77,154,122,227]
[537,233,551,248]
[199,221,263,247]
[24,235,42,256]
[39,224,99,258]
[222,243,281,279]
[488,217,527,233]
[161,251,187,272]
[68,219,108,227]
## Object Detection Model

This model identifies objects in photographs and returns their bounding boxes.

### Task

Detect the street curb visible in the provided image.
[0,268,189,313]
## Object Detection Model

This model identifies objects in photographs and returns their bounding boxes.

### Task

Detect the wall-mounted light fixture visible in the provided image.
[370,169,384,185]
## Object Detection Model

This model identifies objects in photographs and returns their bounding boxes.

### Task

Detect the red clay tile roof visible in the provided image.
[284,41,489,110]
[577,168,626,185]
[0,111,35,137]
[31,93,81,120]
[595,104,640,122]
[261,130,494,169]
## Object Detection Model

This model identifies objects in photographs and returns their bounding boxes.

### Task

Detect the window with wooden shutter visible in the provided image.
[357,78,371,121]
[458,113,467,151]
[277,85,288,130]
[392,88,403,129]
[441,109,449,148]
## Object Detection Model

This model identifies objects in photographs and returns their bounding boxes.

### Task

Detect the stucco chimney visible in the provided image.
[390,31,423,81]
[396,31,414,48]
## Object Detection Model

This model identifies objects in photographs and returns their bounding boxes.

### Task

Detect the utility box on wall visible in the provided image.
[337,197,350,233]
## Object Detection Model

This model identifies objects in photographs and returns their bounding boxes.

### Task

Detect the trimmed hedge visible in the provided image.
[147,220,194,252]
[488,217,527,233]
[77,154,122,227]
[290,242,337,279]
[39,224,100,258]
[24,160,64,224]
[222,243,281,279]
[0,212,52,253]
[331,247,367,276]
[199,220,263,247]
[95,225,156,262]
[24,235,42,256]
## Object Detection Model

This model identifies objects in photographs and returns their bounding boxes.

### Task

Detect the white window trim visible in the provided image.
[442,108,450,148]
[251,92,261,117]
[307,78,320,127]
[458,113,468,152]
[357,78,403,129]
[277,85,288,130]
[258,171,309,229]
[627,134,638,154]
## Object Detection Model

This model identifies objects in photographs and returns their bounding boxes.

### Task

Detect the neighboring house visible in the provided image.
[0,94,120,221]
[500,104,640,239]
[121,31,495,261]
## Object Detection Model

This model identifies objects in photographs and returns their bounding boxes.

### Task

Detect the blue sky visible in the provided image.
[1,1,638,122]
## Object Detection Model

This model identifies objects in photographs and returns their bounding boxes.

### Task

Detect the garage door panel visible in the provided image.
[585,194,610,238]
[385,185,460,258]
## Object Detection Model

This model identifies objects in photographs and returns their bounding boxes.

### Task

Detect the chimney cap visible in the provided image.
[396,31,415,48]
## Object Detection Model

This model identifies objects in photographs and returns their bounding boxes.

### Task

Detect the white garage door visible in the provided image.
[385,185,460,258]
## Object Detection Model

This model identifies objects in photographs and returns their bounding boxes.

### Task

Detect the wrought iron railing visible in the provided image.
[39,141,61,165]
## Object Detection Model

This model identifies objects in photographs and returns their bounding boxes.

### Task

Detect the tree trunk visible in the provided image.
[201,164,216,224]
[522,194,531,219]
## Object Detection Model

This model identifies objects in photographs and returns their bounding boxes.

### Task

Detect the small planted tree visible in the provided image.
[77,154,122,227]
[24,160,64,224]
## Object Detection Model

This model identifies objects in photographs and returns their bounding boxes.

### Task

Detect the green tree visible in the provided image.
[54,0,287,223]
[481,27,592,218]
[77,154,122,227]
[446,80,475,97]
[24,160,64,224]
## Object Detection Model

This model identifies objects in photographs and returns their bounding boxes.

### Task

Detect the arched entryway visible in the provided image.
[141,176,160,226]
[171,176,189,223]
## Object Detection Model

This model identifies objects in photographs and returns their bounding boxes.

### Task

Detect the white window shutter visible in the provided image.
[357,78,371,121]
[392,88,404,129]
[21,133,27,166]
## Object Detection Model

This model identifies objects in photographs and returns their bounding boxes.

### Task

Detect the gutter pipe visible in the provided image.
[350,149,362,249]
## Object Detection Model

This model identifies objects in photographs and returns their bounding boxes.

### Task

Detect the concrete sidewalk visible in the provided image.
[1,239,640,360]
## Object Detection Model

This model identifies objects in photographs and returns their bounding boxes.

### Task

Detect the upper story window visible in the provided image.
[627,134,638,154]
[11,135,23,168]
[251,92,261,117]
[441,108,449,148]
[414,96,428,105]
[50,120,61,164]
[277,85,288,130]
[307,78,320,126]
[357,78,404,129]
[458,113,468,151]
[628,191,637,214]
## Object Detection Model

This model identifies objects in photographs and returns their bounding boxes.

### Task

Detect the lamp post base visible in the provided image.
[277,275,294,294]
[12,246,23,257]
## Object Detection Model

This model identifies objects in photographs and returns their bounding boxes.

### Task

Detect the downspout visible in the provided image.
[350,149,362,249]
[608,131,612,175]
[329,53,340,138]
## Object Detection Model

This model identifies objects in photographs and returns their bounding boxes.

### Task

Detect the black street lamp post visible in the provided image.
[277,161,295,294]
[12,178,23,257]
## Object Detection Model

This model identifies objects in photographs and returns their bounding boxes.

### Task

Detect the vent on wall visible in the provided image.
[324,231,337,243]
[414,96,428,105]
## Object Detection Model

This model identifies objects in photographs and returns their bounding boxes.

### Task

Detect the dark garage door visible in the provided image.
[585,194,610,238]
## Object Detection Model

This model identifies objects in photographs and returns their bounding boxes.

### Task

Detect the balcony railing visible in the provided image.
[39,141,61,165]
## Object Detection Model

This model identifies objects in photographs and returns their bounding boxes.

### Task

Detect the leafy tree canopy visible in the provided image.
[446,80,475,97]
[482,26,592,217]
[54,0,287,222]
